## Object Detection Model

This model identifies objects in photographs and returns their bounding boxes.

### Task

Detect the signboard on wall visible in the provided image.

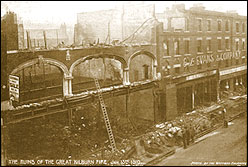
[182,51,242,67]
[9,75,19,102]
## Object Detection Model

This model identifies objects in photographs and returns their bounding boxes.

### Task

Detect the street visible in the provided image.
[155,113,247,166]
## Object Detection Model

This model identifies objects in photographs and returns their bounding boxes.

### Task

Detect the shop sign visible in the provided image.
[9,75,19,102]
[186,70,216,81]
[183,51,241,67]
[219,65,247,76]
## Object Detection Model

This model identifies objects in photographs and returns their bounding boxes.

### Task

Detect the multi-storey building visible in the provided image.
[74,2,155,45]
[1,11,25,51]
[156,4,247,120]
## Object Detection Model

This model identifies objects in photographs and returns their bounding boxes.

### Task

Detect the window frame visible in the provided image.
[197,18,202,32]
[185,18,190,32]
[197,38,203,53]
[206,37,212,53]
[174,39,180,56]
[242,22,245,33]
[242,39,246,50]
[235,41,239,51]
[217,37,222,51]
[225,37,230,51]
[236,22,240,33]
[184,39,190,54]
[163,40,170,56]
[217,19,222,32]
[207,19,211,32]
[225,20,230,32]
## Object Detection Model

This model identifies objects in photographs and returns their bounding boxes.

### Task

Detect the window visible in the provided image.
[218,20,222,31]
[225,39,230,50]
[218,39,222,50]
[242,41,245,50]
[242,23,245,33]
[225,20,229,31]
[197,40,202,52]
[185,40,190,54]
[236,22,239,32]
[236,41,239,51]
[185,18,189,31]
[163,40,169,56]
[207,20,211,31]
[207,39,212,51]
[174,39,180,55]
[197,19,202,31]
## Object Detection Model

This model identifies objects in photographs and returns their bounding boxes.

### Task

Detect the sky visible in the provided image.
[1,1,247,28]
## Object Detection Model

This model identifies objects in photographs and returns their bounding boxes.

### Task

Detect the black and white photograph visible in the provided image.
[1,1,247,166]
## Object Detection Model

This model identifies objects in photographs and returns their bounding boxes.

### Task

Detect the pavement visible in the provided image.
[155,112,247,166]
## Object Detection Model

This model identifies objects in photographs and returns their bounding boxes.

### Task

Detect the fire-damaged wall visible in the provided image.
[103,87,157,123]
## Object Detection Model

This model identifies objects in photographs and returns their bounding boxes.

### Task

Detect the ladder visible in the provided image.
[93,78,117,152]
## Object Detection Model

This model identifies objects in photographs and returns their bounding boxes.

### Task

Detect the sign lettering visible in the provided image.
[9,75,19,102]
[183,51,242,67]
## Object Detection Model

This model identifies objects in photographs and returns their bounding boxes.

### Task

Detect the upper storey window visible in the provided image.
[185,40,190,54]
[218,39,222,51]
[163,40,170,56]
[236,22,240,33]
[225,20,229,31]
[217,20,222,31]
[174,39,180,55]
[197,19,202,31]
[207,20,211,31]
[197,39,202,53]
[242,23,245,33]
[185,18,189,31]
[171,17,187,32]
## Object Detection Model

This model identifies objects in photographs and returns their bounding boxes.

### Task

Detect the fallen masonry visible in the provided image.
[3,93,246,164]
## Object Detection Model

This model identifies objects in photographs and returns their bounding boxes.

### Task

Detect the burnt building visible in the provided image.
[156,4,247,120]
[1,11,25,51]
[74,2,155,45]
[24,23,69,49]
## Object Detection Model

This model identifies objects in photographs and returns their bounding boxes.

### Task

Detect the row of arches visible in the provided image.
[10,50,158,101]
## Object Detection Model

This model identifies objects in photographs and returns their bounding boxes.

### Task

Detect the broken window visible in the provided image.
[174,39,180,55]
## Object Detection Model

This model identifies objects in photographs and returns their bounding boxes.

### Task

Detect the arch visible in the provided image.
[127,50,157,69]
[69,53,127,75]
[10,57,70,76]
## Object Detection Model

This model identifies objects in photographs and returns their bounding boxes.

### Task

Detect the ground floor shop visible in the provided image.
[162,65,247,121]
[176,76,217,115]
[162,69,218,121]
[219,65,247,99]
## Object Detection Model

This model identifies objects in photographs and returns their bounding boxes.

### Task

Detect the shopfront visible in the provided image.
[175,69,218,115]
[219,65,247,99]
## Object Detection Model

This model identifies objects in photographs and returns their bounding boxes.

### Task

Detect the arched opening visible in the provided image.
[128,51,157,83]
[70,54,126,94]
[10,58,68,103]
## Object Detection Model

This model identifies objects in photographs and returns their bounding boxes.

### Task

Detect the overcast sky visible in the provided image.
[1,1,247,28]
